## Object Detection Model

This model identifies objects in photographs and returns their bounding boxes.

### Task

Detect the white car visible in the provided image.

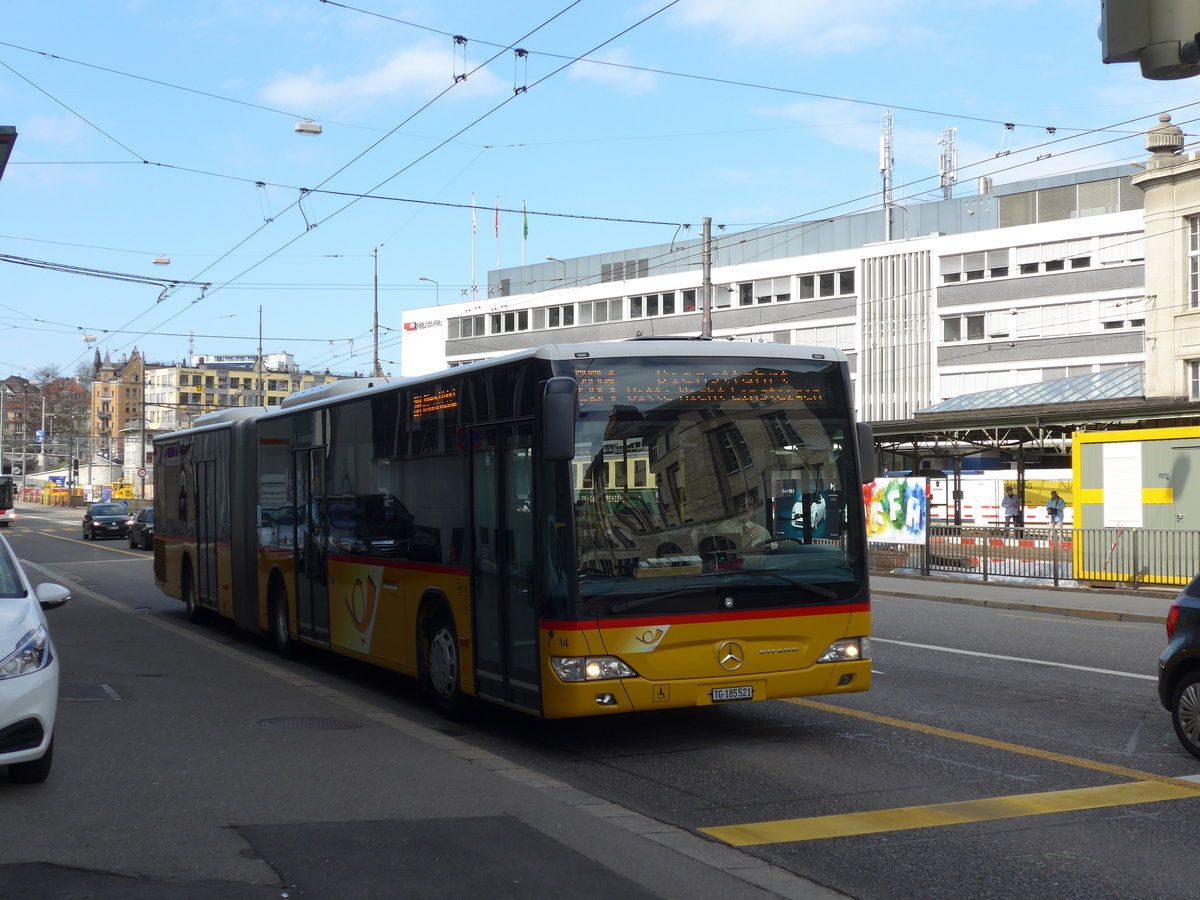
[0,533,69,783]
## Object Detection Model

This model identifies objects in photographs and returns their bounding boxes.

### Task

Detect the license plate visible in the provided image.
[711,685,753,702]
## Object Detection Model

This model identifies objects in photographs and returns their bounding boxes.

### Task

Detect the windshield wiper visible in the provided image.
[709,567,838,601]
[606,589,693,615]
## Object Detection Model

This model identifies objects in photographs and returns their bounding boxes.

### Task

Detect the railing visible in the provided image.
[869,525,1200,590]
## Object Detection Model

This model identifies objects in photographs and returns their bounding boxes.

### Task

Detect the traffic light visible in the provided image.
[72,458,79,479]
[1102,0,1200,80]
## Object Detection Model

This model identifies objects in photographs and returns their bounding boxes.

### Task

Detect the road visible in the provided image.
[3,504,1196,899]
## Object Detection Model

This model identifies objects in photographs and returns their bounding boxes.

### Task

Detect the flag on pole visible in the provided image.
[523,202,528,239]
[494,197,500,237]
[471,194,477,234]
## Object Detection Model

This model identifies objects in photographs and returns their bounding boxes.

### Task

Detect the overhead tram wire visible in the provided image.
[129,0,593,343]
[318,0,1133,140]
[121,1,684,357]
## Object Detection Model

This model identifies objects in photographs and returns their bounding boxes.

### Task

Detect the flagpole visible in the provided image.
[471,192,477,299]
[495,196,500,270]
[521,201,527,266]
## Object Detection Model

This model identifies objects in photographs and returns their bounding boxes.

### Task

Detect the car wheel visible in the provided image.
[129,532,136,548]
[1172,671,1200,760]
[422,613,467,718]
[8,737,53,784]
[82,527,90,540]
[143,534,153,551]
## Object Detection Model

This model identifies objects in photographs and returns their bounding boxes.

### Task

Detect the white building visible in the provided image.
[401,162,1150,431]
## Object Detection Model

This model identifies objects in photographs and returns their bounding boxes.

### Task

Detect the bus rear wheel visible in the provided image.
[423,614,466,717]
[182,565,202,624]
[269,585,297,659]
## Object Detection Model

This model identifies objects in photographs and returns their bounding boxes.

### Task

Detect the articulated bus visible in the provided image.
[153,340,875,718]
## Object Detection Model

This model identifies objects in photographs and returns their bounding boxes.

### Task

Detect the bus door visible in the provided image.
[194,458,219,613]
[293,447,330,645]
[470,422,540,711]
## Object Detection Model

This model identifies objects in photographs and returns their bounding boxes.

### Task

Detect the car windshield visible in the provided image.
[0,543,25,598]
[91,504,126,516]
[567,355,864,617]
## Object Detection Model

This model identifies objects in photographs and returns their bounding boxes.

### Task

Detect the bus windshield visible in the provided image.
[569,355,864,617]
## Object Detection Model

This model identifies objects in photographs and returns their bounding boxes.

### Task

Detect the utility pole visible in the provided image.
[256,306,264,407]
[701,217,713,338]
[372,245,384,377]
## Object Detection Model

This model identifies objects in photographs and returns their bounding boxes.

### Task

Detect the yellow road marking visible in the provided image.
[698,698,1200,847]
[787,698,1200,788]
[36,530,147,558]
[700,781,1195,845]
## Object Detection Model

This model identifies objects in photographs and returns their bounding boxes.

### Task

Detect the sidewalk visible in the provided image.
[871,571,1178,624]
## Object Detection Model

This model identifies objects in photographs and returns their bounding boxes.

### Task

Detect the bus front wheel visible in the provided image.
[423,614,466,717]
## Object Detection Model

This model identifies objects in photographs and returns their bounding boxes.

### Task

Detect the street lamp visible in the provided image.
[545,255,567,282]
[419,276,440,306]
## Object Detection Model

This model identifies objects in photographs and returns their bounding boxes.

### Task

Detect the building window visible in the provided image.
[1191,361,1200,401]
[1190,217,1200,309]
[941,314,986,343]
[546,304,574,328]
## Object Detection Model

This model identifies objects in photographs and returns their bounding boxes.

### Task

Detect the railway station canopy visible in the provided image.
[869,365,1200,469]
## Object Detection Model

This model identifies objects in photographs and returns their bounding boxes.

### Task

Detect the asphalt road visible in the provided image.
[3,504,1198,899]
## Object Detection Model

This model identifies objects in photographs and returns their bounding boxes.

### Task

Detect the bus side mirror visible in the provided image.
[542,377,577,462]
[856,422,876,483]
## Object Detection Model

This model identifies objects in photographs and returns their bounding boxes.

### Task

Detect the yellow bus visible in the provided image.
[153,340,875,718]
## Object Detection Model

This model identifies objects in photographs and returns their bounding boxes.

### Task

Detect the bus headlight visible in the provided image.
[551,655,637,682]
[817,637,870,663]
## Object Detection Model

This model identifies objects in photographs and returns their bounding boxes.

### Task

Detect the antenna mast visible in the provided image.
[880,111,894,241]
[938,125,958,199]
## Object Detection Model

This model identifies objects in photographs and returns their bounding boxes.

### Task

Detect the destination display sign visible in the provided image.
[576,367,824,407]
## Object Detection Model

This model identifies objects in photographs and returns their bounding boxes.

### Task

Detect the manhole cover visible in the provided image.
[259,716,362,730]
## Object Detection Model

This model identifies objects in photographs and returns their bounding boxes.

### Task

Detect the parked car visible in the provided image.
[1159,574,1200,759]
[82,503,130,541]
[0,532,70,782]
[128,507,153,550]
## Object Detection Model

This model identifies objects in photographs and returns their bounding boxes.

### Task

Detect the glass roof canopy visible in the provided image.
[916,366,1144,416]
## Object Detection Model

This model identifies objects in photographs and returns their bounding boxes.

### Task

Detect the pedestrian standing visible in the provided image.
[1046,490,1065,537]
[1001,487,1020,537]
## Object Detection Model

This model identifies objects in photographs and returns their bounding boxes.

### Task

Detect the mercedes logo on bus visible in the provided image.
[717,641,744,671]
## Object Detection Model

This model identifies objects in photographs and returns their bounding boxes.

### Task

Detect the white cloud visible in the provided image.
[260,41,505,111]
[568,49,657,94]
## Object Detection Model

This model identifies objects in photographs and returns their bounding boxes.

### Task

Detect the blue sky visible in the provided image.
[1,0,1196,379]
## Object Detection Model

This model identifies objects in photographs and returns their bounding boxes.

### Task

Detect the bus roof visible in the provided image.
[155,339,848,440]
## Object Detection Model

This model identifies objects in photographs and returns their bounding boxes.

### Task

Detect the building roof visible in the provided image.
[916,366,1145,415]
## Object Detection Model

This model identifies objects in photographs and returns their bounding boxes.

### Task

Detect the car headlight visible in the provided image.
[0,625,52,679]
[816,637,870,663]
[550,655,637,682]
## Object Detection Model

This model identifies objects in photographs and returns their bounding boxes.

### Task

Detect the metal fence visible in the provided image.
[869,525,1200,590]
